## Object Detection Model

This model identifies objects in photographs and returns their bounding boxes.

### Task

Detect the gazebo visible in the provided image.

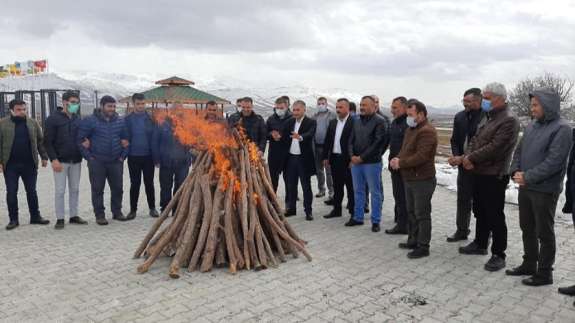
[120,76,230,110]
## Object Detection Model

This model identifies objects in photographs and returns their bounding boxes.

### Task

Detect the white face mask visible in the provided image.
[275,108,287,117]
[406,116,418,128]
[317,104,328,112]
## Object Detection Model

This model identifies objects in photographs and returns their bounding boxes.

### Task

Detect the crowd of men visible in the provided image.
[0,83,574,304]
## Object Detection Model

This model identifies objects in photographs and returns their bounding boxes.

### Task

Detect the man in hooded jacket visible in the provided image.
[507,89,572,286]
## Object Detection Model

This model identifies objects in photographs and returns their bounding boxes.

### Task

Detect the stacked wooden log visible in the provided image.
[134,129,312,278]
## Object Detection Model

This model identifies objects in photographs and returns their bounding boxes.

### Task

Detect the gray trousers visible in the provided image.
[456,167,474,235]
[53,162,82,220]
[405,178,437,248]
[314,145,334,197]
[518,189,559,274]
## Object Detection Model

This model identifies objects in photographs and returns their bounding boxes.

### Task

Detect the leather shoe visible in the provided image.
[113,213,129,222]
[315,191,325,198]
[385,225,407,235]
[305,213,313,221]
[285,209,296,217]
[446,231,469,242]
[126,211,137,220]
[558,285,575,296]
[5,222,19,230]
[522,275,553,287]
[55,219,65,230]
[69,216,88,225]
[30,216,50,225]
[459,242,488,255]
[505,264,536,276]
[345,218,364,227]
[96,217,109,225]
[371,223,380,232]
[323,211,342,219]
[408,247,430,259]
[149,208,160,218]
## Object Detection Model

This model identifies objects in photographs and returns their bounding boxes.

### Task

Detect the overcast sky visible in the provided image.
[1,0,574,107]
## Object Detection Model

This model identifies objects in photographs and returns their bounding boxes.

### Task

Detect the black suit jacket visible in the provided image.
[322,116,353,164]
[283,116,317,176]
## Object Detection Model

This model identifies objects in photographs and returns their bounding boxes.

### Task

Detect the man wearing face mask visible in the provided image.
[44,91,87,229]
[311,97,336,201]
[0,99,50,230]
[78,95,129,225]
[390,99,438,258]
[447,88,485,242]
[460,82,520,272]
[266,96,293,194]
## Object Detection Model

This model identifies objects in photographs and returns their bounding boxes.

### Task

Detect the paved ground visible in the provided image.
[0,164,574,323]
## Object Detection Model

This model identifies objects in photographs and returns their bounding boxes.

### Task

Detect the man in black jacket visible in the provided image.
[322,98,354,219]
[346,96,388,232]
[266,97,293,194]
[44,91,87,229]
[447,88,485,242]
[385,97,409,235]
[283,100,317,221]
[228,97,267,153]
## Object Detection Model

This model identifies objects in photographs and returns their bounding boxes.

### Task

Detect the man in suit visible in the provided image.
[283,100,317,221]
[322,98,354,219]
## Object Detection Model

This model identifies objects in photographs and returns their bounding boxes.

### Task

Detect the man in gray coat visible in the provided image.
[312,97,336,200]
[507,89,572,286]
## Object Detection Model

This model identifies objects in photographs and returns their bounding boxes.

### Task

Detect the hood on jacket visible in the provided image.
[529,89,561,123]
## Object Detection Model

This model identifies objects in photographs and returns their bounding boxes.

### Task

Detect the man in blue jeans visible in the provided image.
[346,96,388,232]
[78,96,129,225]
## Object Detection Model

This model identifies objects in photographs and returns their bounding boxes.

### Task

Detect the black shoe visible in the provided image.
[505,264,536,276]
[385,225,407,235]
[522,275,553,287]
[126,211,137,220]
[345,218,364,227]
[55,219,65,230]
[113,213,129,222]
[364,207,370,214]
[407,247,430,259]
[558,285,575,296]
[398,242,417,250]
[69,216,88,225]
[324,198,334,206]
[305,213,313,221]
[446,231,469,242]
[562,204,572,214]
[459,242,488,255]
[323,210,342,219]
[149,208,159,218]
[285,209,296,217]
[30,216,50,225]
[96,217,109,225]
[371,223,381,232]
[5,222,19,230]
[484,255,506,272]
[315,191,325,198]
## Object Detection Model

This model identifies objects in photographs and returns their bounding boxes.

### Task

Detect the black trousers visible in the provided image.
[390,169,407,230]
[405,178,436,248]
[330,154,354,214]
[159,160,190,211]
[456,167,474,236]
[518,189,559,274]
[128,155,156,211]
[88,159,124,217]
[4,162,40,223]
[269,160,288,203]
[473,174,509,258]
[285,154,313,214]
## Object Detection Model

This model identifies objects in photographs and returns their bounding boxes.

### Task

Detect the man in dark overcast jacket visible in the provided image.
[228,97,267,153]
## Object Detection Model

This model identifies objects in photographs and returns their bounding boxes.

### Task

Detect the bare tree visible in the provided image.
[509,72,574,122]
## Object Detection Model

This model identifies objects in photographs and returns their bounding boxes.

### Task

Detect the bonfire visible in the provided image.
[134,109,312,278]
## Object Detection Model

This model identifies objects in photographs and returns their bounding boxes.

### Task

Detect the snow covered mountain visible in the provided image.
[0,72,458,117]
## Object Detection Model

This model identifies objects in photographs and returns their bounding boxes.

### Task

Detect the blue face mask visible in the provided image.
[406,116,417,128]
[481,99,492,112]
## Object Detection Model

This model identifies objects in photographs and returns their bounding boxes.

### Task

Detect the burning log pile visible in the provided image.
[134,109,312,278]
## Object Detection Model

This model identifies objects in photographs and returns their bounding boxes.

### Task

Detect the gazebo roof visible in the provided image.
[155,76,195,86]
[119,76,230,105]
